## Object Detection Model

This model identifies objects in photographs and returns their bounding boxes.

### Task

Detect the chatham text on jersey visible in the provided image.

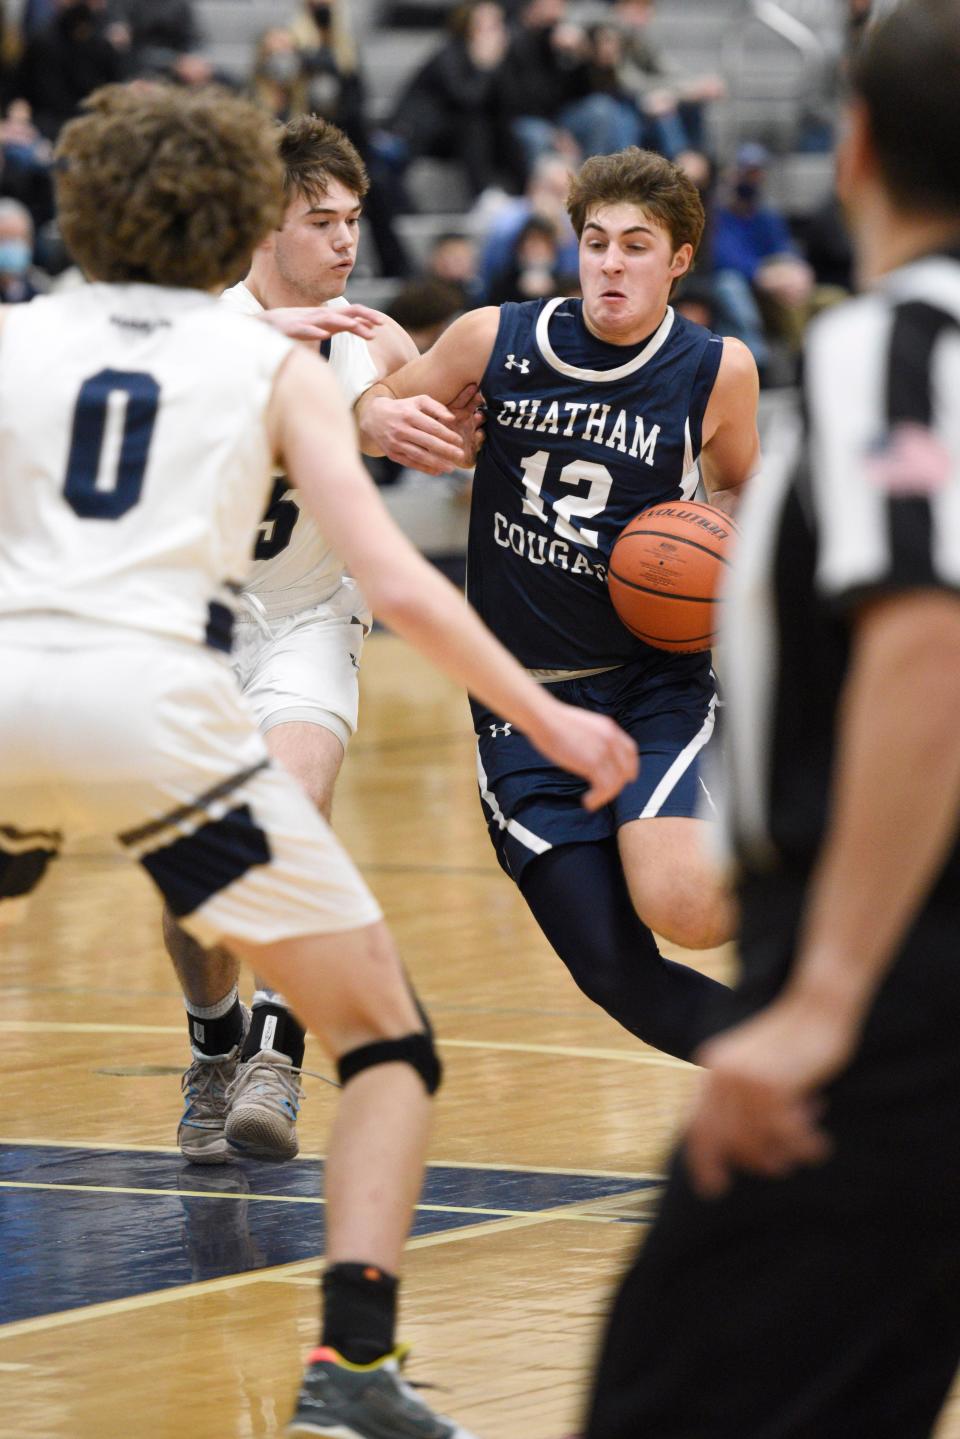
[495,396,661,464]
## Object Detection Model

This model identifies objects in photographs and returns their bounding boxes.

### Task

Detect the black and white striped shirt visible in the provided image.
[718,248,960,885]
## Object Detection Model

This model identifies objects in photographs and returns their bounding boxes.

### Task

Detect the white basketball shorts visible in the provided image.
[233,587,368,749]
[0,621,382,946]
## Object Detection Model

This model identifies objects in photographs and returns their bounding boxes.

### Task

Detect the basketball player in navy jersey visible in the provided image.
[360,148,760,1060]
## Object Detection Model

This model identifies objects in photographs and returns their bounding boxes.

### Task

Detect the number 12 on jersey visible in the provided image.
[519,450,614,548]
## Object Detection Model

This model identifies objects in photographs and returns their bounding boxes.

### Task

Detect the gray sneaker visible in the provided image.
[286,1345,479,1438]
[177,1006,251,1165]
[224,1047,303,1160]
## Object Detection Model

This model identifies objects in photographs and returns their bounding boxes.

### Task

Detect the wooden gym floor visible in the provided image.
[1,634,957,1438]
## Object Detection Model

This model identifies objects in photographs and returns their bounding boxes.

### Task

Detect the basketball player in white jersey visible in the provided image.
[0,85,635,1437]
[165,117,483,1167]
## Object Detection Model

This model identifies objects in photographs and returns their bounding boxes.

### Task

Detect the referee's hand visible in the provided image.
[683,997,854,1199]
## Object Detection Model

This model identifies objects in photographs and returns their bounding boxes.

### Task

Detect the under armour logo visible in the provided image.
[504,354,530,373]
[489,722,513,738]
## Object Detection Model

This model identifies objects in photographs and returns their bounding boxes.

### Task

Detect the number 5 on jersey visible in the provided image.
[255,477,299,560]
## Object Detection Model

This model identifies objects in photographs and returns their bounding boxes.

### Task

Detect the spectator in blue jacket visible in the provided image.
[713,142,814,348]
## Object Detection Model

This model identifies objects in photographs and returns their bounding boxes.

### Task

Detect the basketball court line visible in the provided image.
[0,1177,639,1224]
[0,1141,659,1328]
[0,1018,690,1068]
[0,1136,664,1182]
[0,1192,654,1343]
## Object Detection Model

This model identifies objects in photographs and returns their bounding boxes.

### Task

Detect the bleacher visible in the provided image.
[196,0,841,243]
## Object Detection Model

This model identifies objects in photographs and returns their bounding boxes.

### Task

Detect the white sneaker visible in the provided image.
[177,1006,251,1165]
[224,1048,303,1161]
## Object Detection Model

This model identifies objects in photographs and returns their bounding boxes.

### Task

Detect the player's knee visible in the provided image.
[639,888,733,950]
[620,843,732,948]
[333,954,442,1094]
[337,1029,443,1097]
[265,720,345,820]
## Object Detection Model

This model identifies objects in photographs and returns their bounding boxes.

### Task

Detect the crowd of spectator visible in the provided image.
[0,0,861,384]
[382,0,725,203]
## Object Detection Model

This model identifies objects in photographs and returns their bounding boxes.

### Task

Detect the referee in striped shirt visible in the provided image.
[586,3,960,1435]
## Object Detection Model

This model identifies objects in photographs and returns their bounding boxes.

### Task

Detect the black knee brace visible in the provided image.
[337,1031,442,1095]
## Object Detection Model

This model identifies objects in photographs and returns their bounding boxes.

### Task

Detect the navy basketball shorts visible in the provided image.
[471,653,718,882]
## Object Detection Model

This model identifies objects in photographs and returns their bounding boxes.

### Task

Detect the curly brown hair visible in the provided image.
[279,114,369,207]
[55,84,285,290]
[567,148,705,256]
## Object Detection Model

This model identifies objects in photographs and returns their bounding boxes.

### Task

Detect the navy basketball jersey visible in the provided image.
[467,297,724,670]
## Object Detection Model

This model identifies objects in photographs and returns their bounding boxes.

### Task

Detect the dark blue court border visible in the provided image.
[0,1144,655,1324]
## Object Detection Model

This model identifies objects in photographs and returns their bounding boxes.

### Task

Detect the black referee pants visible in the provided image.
[586,881,960,1439]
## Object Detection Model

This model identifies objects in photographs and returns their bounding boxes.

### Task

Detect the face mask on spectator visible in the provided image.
[735,179,759,203]
[0,240,30,275]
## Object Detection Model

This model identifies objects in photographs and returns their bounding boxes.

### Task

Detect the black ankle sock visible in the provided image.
[185,994,245,1058]
[321,1262,398,1364]
[242,1002,306,1068]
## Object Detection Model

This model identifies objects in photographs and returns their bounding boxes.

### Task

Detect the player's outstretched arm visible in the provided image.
[356,306,499,471]
[699,337,761,517]
[270,347,638,808]
[259,302,385,343]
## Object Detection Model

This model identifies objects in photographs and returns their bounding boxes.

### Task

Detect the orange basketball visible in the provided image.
[608,501,738,653]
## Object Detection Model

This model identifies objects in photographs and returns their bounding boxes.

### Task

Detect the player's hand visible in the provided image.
[448,383,485,465]
[683,995,856,1200]
[534,702,639,811]
[259,304,385,343]
[363,393,472,475]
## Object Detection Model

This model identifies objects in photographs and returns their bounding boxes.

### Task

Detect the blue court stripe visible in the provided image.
[0,1144,654,1325]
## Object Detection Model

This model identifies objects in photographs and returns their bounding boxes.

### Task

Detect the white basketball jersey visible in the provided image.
[0,283,292,648]
[221,283,378,619]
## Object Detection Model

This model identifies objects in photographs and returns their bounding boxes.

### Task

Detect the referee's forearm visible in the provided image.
[788,591,960,1023]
